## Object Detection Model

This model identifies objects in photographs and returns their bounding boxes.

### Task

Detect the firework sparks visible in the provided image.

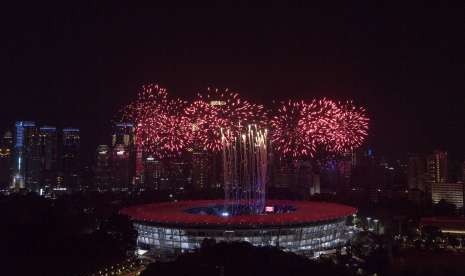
[269,100,316,158]
[270,99,369,157]
[184,100,225,151]
[185,87,266,151]
[123,84,190,158]
[123,84,368,159]
[324,101,369,153]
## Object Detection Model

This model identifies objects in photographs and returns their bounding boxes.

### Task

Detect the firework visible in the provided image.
[184,100,225,151]
[123,84,190,158]
[301,98,341,147]
[270,99,369,157]
[123,84,368,158]
[324,101,369,153]
[270,100,317,158]
[185,87,266,151]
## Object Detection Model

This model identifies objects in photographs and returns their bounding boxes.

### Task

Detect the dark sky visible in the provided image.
[1,2,464,162]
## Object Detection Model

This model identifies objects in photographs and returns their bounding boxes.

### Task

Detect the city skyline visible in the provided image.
[1,2,464,160]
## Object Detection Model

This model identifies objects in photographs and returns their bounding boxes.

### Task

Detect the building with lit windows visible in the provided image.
[142,156,163,190]
[95,145,111,190]
[408,154,426,191]
[426,150,448,202]
[167,160,191,191]
[427,151,448,183]
[39,126,58,192]
[62,128,80,191]
[111,123,136,190]
[112,123,135,147]
[11,121,37,190]
[432,181,464,208]
[191,150,221,190]
[0,130,13,190]
[121,200,356,260]
[39,127,57,170]
[270,159,320,196]
[191,151,210,190]
[112,144,132,191]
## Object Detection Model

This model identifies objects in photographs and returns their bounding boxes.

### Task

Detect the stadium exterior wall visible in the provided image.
[134,217,350,259]
[122,200,356,259]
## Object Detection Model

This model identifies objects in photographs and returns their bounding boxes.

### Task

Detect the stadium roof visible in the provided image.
[121,200,356,228]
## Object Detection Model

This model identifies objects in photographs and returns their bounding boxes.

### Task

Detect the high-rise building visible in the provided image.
[39,127,58,170]
[39,126,58,192]
[408,155,426,191]
[62,128,80,191]
[271,162,297,189]
[427,151,448,184]
[112,144,132,190]
[167,160,191,191]
[94,145,111,191]
[270,158,319,198]
[11,121,38,190]
[143,155,163,190]
[0,130,13,190]
[426,150,448,197]
[2,130,13,148]
[112,123,135,147]
[192,151,211,190]
[135,141,144,184]
[111,123,136,190]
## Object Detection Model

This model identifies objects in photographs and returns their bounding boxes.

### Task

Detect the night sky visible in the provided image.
[1,2,464,162]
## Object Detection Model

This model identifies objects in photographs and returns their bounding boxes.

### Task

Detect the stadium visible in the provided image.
[121,199,356,259]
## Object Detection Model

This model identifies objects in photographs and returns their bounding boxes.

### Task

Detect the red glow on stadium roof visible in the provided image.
[120,200,356,228]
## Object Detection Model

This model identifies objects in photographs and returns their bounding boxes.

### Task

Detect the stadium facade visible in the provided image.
[121,200,356,259]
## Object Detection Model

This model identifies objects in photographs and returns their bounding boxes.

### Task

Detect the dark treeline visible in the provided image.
[141,241,352,276]
[0,193,136,276]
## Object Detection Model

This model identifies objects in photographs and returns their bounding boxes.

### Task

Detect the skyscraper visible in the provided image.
[11,121,38,190]
[168,160,191,191]
[426,150,448,198]
[427,151,448,184]
[191,150,211,190]
[134,143,144,185]
[62,128,80,191]
[39,127,58,171]
[0,130,13,190]
[112,144,132,190]
[39,126,58,192]
[111,123,136,190]
[2,130,13,148]
[95,145,111,191]
[112,123,135,147]
[408,154,426,191]
[143,155,163,190]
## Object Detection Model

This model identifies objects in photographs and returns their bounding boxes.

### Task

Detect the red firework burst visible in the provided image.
[123,84,190,158]
[122,84,369,158]
[185,87,266,151]
[184,100,226,151]
[270,100,316,158]
[324,101,369,153]
[270,99,369,157]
